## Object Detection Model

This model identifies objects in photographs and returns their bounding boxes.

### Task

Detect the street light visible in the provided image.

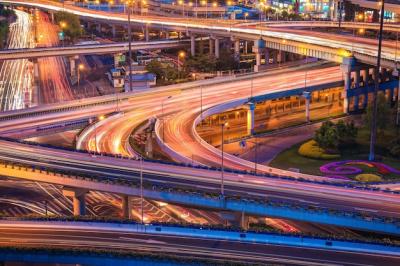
[126,0,134,92]
[201,0,207,19]
[139,155,144,224]
[77,63,84,96]
[177,51,186,79]
[369,0,385,162]
[220,122,229,197]
[178,0,185,17]
[162,96,172,142]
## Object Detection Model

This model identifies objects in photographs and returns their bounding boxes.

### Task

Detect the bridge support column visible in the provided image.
[49,11,55,23]
[244,41,248,54]
[62,188,88,216]
[303,91,311,123]
[247,102,255,135]
[145,131,154,158]
[252,38,266,72]
[363,92,369,109]
[96,23,101,33]
[254,52,261,72]
[354,95,359,111]
[33,59,39,79]
[111,25,117,38]
[69,57,77,77]
[265,49,270,65]
[190,33,196,57]
[354,69,361,88]
[220,211,249,230]
[234,38,240,62]
[215,38,220,59]
[121,195,132,219]
[145,25,149,42]
[209,37,214,56]
[341,57,355,114]
[363,68,370,86]
[240,211,249,230]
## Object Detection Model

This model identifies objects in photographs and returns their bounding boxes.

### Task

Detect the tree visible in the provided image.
[364,94,392,136]
[54,11,82,41]
[314,121,339,151]
[145,60,165,81]
[336,120,358,147]
[314,120,358,151]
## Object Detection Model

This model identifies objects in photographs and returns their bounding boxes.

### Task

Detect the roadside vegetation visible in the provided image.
[271,95,400,181]
[0,6,15,48]
[54,11,83,42]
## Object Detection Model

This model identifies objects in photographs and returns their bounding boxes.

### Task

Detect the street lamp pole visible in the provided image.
[162,96,172,142]
[369,0,385,162]
[395,31,400,127]
[254,136,257,174]
[220,123,227,196]
[200,86,203,120]
[127,1,133,92]
[140,155,144,224]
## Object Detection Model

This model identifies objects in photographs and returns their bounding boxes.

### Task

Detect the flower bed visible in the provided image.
[298,140,340,160]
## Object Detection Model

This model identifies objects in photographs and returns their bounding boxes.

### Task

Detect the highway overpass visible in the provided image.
[0,139,400,235]
[350,0,400,13]
[0,40,189,60]
[0,221,399,266]
[1,0,399,68]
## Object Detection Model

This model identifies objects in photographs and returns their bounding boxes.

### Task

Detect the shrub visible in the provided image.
[390,138,400,157]
[355,174,382,182]
[298,140,340,160]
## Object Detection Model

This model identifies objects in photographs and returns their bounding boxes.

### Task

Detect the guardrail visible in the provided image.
[1,220,400,255]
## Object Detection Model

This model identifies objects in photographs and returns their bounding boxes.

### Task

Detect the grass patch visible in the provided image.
[270,127,400,181]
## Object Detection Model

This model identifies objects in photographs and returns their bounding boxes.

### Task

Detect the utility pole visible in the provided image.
[369,0,385,162]
[338,0,343,29]
[127,1,133,92]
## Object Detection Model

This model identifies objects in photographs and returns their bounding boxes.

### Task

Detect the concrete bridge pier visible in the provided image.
[62,188,88,216]
[354,95,360,111]
[340,57,355,114]
[303,91,311,123]
[190,33,196,57]
[214,38,220,59]
[96,23,101,33]
[32,59,39,80]
[354,69,361,88]
[49,11,54,23]
[252,38,266,72]
[221,211,249,230]
[209,37,214,56]
[247,102,255,135]
[111,25,117,38]
[265,49,270,65]
[121,195,133,219]
[145,24,150,42]
[233,38,240,62]
[69,56,78,77]
[145,131,154,158]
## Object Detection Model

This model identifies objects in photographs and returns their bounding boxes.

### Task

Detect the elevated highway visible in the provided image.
[1,0,399,68]
[350,0,400,13]
[0,221,399,265]
[0,39,189,60]
[1,139,400,234]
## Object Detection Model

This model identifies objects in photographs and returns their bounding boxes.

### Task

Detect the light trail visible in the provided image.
[35,11,74,104]
[0,9,34,111]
